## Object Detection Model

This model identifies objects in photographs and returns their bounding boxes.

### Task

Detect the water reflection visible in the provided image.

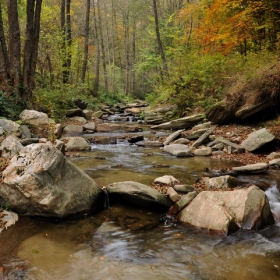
[1,205,280,280]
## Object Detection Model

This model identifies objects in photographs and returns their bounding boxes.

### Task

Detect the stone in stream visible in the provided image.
[65,137,91,151]
[163,144,193,157]
[136,141,163,147]
[163,129,185,146]
[169,191,197,215]
[207,175,237,189]
[193,147,212,156]
[191,127,215,149]
[128,135,144,143]
[232,163,269,174]
[173,184,195,193]
[241,128,276,152]
[63,124,83,136]
[106,181,172,211]
[1,143,103,217]
[177,186,274,235]
[167,187,180,202]
[154,175,180,186]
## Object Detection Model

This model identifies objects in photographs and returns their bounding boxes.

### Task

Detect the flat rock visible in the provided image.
[106,181,172,211]
[151,114,204,130]
[136,141,163,147]
[193,147,212,156]
[241,128,276,152]
[173,138,190,144]
[163,129,184,146]
[174,184,195,193]
[97,123,142,133]
[163,144,193,157]
[232,163,269,174]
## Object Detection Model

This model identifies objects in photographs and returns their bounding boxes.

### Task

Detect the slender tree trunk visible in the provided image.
[131,21,136,96]
[31,0,42,78]
[23,0,43,102]
[0,3,10,91]
[97,0,108,92]
[81,0,90,83]
[152,0,168,77]
[92,0,100,97]
[61,0,72,83]
[7,0,21,91]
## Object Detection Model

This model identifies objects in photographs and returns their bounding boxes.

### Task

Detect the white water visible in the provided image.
[266,184,280,224]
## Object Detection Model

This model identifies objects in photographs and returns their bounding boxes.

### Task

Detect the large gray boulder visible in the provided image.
[1,143,103,217]
[177,186,274,235]
[241,128,276,152]
[0,119,22,137]
[106,181,172,211]
[19,110,49,126]
[151,114,204,130]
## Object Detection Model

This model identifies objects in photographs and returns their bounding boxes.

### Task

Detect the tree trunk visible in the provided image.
[97,0,108,92]
[152,0,168,77]
[7,0,21,91]
[92,0,100,97]
[81,0,90,83]
[61,0,72,83]
[23,0,42,102]
[0,3,10,91]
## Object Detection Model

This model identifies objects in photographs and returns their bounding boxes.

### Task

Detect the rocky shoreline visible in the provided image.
[0,102,280,235]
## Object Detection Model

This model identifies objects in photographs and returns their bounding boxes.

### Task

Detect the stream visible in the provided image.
[1,121,280,279]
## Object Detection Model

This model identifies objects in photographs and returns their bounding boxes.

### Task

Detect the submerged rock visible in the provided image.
[177,186,274,235]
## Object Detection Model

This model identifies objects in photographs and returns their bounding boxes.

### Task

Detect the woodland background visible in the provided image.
[0,0,279,121]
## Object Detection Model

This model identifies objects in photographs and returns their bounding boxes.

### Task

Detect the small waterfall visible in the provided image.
[265,184,280,224]
[101,186,110,209]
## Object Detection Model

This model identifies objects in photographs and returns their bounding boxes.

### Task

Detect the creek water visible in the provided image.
[1,125,280,279]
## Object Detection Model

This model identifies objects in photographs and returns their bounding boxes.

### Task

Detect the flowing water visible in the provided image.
[1,124,280,279]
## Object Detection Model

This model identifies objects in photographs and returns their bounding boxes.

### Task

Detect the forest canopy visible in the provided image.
[0,0,279,120]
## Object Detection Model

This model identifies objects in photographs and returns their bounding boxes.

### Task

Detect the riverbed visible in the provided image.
[1,127,280,279]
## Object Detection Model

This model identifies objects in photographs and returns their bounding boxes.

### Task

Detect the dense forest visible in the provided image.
[0,0,279,120]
